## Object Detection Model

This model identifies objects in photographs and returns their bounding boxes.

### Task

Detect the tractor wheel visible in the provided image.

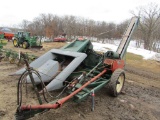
[22,42,29,49]
[13,39,18,47]
[107,69,125,97]
[9,58,15,64]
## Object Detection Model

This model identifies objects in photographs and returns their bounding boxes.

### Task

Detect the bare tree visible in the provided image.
[20,13,129,43]
[132,3,160,50]
[20,20,31,32]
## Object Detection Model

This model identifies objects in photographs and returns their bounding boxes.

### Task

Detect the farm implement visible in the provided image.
[0,33,37,65]
[14,17,139,120]
[13,32,43,49]
[0,34,8,61]
[0,33,8,48]
[0,48,37,64]
[0,28,14,41]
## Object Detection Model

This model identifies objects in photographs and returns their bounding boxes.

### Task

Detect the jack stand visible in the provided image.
[91,90,95,111]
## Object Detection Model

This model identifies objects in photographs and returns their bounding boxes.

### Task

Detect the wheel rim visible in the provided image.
[9,58,15,64]
[13,40,17,46]
[116,74,124,93]
[23,42,27,48]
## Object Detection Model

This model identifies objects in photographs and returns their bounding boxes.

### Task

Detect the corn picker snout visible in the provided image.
[14,17,139,120]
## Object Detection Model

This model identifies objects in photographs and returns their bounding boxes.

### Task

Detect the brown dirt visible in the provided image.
[0,41,160,120]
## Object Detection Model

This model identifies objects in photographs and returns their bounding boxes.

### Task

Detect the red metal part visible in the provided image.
[77,37,84,40]
[53,37,67,42]
[4,32,14,40]
[104,59,125,72]
[0,31,14,40]
[21,69,107,110]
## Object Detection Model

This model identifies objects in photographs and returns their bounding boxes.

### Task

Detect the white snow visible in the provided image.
[92,40,160,62]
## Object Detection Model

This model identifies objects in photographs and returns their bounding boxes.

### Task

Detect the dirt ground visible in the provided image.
[0,41,160,120]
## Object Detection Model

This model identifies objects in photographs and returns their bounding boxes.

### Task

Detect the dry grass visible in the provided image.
[125,52,160,74]
[3,41,67,57]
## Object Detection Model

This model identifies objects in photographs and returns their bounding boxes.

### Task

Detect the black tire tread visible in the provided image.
[22,42,29,49]
[107,68,125,97]
[13,39,18,47]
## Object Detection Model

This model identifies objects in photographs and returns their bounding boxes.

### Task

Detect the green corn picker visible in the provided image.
[13,17,139,120]
[13,32,43,49]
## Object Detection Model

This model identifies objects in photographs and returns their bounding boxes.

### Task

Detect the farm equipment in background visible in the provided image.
[0,33,5,40]
[13,32,43,49]
[53,33,67,42]
[14,17,139,120]
[0,27,14,41]
[0,33,8,61]
[0,33,8,48]
[53,36,67,42]
[0,48,38,64]
[16,52,37,65]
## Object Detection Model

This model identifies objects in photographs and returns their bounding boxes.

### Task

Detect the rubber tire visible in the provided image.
[22,42,29,49]
[9,58,15,64]
[107,68,125,97]
[13,39,18,47]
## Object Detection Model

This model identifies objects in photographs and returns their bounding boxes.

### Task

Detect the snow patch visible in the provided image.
[92,41,160,62]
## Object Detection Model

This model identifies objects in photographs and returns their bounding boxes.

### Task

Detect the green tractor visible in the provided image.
[13,32,42,49]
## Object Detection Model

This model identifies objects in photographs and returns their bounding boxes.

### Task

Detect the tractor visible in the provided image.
[13,32,42,49]
[13,17,139,120]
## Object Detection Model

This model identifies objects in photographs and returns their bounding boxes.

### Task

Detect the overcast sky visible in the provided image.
[0,0,160,27]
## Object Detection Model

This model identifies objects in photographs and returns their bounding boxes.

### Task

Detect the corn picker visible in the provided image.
[13,17,139,120]
[13,32,42,49]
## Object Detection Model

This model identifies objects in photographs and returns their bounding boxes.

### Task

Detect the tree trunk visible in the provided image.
[144,39,150,50]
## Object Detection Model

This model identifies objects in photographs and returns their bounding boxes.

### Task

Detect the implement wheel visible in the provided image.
[13,39,18,47]
[22,42,29,49]
[107,69,125,97]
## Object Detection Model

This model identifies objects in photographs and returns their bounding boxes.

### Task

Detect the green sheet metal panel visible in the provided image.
[61,39,93,52]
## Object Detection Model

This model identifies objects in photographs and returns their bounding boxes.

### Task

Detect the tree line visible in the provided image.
[21,14,127,40]
[20,3,160,52]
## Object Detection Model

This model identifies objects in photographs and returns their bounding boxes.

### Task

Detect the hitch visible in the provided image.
[15,64,107,119]
[91,90,95,111]
[15,52,50,119]
[15,107,48,120]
